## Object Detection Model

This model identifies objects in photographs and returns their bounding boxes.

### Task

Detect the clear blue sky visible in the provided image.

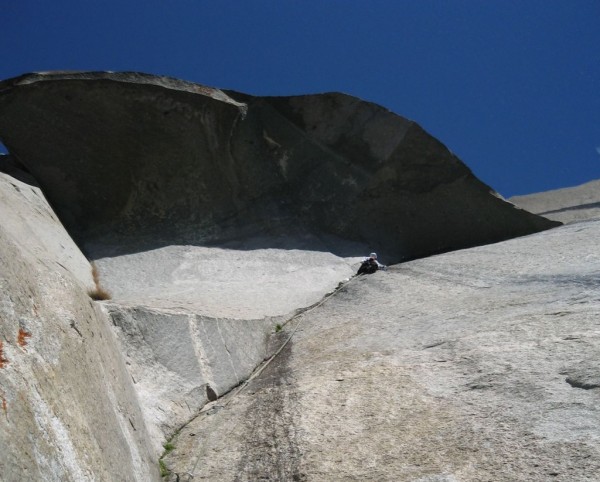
[2,0,599,196]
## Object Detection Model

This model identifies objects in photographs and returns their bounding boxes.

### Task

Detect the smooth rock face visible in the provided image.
[509,178,600,224]
[0,72,558,262]
[104,304,277,456]
[165,218,600,482]
[0,170,159,482]
[94,244,357,319]
[91,240,358,452]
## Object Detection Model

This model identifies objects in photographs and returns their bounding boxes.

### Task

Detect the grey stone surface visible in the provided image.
[164,218,600,481]
[0,172,159,481]
[0,71,579,481]
[0,162,93,288]
[103,304,277,455]
[92,241,358,450]
[94,244,357,319]
[509,178,600,224]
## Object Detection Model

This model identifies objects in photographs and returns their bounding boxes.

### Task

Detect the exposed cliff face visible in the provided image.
[0,71,566,480]
[165,217,600,482]
[0,72,558,262]
[0,167,159,482]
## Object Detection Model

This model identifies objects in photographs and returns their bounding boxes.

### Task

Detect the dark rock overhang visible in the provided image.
[0,71,559,262]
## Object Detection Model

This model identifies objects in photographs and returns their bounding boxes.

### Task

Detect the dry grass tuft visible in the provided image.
[88,286,112,301]
[0,341,8,368]
[88,262,112,301]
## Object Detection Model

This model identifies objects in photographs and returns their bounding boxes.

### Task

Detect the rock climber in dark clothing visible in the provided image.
[357,252,386,275]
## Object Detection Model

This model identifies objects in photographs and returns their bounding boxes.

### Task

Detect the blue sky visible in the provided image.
[2,0,599,196]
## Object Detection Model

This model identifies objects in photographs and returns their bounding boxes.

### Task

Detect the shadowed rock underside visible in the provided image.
[0,72,558,262]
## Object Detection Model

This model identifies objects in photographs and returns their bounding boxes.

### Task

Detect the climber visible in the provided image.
[357,252,386,275]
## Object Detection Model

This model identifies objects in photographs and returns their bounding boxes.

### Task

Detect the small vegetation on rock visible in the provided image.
[88,262,112,301]
[0,341,8,368]
[159,441,175,477]
[159,459,169,477]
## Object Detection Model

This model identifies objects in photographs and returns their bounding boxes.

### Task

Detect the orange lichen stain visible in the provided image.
[17,328,32,350]
[0,341,8,368]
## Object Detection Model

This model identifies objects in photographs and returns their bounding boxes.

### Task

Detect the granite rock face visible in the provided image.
[0,168,159,482]
[165,217,600,482]
[102,303,278,456]
[0,72,558,262]
[0,71,566,480]
[509,179,600,224]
